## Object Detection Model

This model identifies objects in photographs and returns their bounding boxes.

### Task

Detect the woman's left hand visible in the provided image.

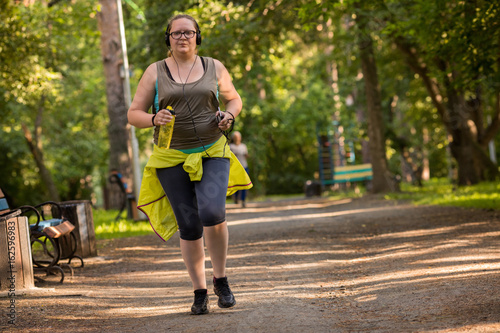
[216,110,234,131]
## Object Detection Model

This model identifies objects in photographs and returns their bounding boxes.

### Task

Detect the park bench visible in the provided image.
[331,163,373,184]
[307,163,373,197]
[0,189,83,283]
[320,163,373,186]
[317,133,373,187]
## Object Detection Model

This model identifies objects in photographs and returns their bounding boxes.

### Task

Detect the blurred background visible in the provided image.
[1,0,499,210]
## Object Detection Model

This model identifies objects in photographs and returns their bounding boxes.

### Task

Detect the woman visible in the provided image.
[128,14,252,315]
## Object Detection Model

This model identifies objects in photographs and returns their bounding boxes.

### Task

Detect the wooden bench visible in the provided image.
[0,189,83,283]
[322,163,373,185]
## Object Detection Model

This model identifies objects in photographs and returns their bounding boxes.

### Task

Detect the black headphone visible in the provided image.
[165,20,202,47]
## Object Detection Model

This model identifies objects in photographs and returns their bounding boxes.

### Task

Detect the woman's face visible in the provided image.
[169,18,197,55]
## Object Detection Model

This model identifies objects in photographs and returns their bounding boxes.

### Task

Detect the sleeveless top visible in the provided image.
[153,57,221,150]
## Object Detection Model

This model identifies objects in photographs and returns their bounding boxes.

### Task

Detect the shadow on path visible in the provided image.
[2,196,500,332]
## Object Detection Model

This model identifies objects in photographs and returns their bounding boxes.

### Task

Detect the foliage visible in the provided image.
[0,1,108,206]
[1,0,499,204]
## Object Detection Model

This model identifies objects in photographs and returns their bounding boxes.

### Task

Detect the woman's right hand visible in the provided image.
[153,109,175,126]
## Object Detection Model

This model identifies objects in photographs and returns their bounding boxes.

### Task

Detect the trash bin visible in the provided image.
[304,180,322,197]
[127,193,138,221]
[58,200,97,258]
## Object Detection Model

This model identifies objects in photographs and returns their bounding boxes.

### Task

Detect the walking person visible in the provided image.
[127,14,252,315]
[229,131,250,207]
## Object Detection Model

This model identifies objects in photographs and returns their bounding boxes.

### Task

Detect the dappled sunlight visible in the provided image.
[436,323,500,333]
[12,197,500,332]
[115,270,188,279]
[347,264,500,295]
[356,294,379,302]
[227,198,353,214]
[375,222,491,239]
[120,246,162,251]
[228,205,403,226]
[335,240,480,262]
[235,238,307,247]
[416,254,500,264]
[228,250,339,260]
[104,304,186,315]
[268,262,329,270]
[463,230,500,238]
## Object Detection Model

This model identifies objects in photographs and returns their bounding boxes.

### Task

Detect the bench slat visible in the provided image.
[334,163,373,172]
[43,221,75,239]
[322,163,373,185]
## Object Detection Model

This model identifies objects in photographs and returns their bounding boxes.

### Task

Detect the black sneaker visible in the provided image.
[191,289,209,315]
[213,277,236,308]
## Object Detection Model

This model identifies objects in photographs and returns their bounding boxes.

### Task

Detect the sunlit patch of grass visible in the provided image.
[385,178,500,210]
[93,209,152,240]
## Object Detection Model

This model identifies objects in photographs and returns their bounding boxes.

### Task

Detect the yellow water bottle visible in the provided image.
[157,106,175,149]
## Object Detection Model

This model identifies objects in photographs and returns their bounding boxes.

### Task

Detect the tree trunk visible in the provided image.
[440,64,498,185]
[443,76,480,185]
[355,6,398,193]
[21,98,61,202]
[395,38,499,185]
[353,87,371,164]
[97,0,132,209]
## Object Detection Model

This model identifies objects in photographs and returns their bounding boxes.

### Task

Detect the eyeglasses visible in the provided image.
[169,30,196,40]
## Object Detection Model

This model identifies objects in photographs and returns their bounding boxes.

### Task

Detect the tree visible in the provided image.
[298,0,398,192]
[384,0,500,185]
[0,1,108,206]
[354,1,398,192]
[97,0,132,207]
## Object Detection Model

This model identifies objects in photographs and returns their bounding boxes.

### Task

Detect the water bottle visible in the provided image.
[157,106,175,149]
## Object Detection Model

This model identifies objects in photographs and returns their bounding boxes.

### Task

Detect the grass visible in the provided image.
[384,178,500,210]
[93,209,152,240]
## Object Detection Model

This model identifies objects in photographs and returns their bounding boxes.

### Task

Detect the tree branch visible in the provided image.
[393,37,449,133]
[48,0,65,7]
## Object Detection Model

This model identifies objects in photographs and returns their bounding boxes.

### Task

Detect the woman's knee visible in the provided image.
[199,205,226,227]
[179,224,204,241]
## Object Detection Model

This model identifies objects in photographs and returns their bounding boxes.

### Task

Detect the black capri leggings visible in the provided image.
[156,158,230,241]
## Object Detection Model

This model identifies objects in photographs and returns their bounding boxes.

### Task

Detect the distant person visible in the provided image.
[229,131,249,207]
[109,169,128,193]
[127,14,252,315]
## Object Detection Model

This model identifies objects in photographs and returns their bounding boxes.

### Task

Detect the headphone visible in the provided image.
[165,20,202,47]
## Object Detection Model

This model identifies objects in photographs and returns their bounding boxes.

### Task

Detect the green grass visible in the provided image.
[93,209,153,240]
[384,178,500,210]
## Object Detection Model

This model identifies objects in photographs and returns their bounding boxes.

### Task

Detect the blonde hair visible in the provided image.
[166,14,200,34]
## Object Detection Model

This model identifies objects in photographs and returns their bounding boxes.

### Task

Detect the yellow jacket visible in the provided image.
[137,136,252,241]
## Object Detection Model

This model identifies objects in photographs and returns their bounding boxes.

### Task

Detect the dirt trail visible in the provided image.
[2,195,500,332]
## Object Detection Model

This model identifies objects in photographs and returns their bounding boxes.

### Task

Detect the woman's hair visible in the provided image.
[166,14,200,33]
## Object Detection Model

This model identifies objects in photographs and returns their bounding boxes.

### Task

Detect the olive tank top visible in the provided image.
[153,57,221,150]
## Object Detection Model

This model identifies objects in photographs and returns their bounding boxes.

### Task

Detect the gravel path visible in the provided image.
[2,195,500,332]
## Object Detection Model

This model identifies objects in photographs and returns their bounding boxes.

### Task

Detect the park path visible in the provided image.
[2,195,500,332]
